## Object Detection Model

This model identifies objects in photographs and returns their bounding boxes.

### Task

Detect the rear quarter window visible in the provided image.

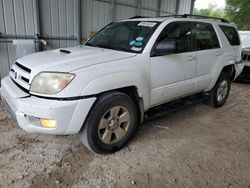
[219,25,240,46]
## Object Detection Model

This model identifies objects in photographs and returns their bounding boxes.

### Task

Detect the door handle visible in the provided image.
[216,51,222,56]
[188,55,196,61]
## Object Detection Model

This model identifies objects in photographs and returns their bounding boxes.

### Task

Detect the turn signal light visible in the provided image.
[40,119,57,128]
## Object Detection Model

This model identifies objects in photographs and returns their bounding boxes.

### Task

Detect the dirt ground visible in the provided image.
[0,83,250,188]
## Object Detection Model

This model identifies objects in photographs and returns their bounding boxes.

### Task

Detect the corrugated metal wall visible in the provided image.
[178,0,192,15]
[82,0,113,40]
[0,0,38,80]
[82,0,192,40]
[161,0,176,15]
[39,0,79,49]
[0,0,193,80]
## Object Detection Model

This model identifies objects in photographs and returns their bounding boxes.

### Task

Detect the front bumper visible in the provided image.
[0,76,96,135]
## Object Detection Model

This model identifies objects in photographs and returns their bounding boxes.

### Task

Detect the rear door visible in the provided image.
[191,22,222,91]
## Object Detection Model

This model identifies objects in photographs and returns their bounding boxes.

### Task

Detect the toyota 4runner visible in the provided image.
[0,15,244,154]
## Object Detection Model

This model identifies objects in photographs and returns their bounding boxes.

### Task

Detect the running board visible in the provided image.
[144,93,209,121]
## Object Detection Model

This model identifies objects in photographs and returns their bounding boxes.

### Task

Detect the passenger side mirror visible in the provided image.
[153,39,177,56]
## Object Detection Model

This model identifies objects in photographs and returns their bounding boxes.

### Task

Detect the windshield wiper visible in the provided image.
[98,44,118,50]
[85,43,116,50]
[85,43,99,47]
[86,43,136,53]
[97,44,131,52]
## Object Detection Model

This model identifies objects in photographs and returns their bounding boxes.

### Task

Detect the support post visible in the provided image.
[157,0,162,16]
[33,0,41,50]
[190,0,195,14]
[111,0,115,21]
[77,0,81,45]
[175,0,180,14]
[33,0,40,34]
[136,0,141,16]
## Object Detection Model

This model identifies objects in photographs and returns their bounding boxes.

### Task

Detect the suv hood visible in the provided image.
[17,45,136,73]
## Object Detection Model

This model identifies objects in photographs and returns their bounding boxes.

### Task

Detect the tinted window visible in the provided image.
[219,25,240,46]
[156,22,192,53]
[86,21,160,53]
[192,23,220,50]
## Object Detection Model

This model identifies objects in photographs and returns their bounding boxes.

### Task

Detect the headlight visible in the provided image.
[30,72,75,94]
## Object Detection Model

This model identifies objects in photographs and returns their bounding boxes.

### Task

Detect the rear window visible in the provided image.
[219,25,240,46]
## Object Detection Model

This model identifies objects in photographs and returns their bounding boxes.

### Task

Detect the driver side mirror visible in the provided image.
[152,39,177,56]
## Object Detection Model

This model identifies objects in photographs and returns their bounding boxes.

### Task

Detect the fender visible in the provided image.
[81,71,151,111]
[233,61,244,79]
[205,60,240,92]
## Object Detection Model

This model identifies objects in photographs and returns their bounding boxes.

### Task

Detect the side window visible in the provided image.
[156,22,191,53]
[192,23,220,51]
[219,25,240,46]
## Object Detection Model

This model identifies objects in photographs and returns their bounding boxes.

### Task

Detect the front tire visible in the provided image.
[80,91,138,154]
[208,72,231,108]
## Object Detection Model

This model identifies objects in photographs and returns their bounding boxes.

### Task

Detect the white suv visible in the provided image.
[0,15,244,154]
[237,35,250,81]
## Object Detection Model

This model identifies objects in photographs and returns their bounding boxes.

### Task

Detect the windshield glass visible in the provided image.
[85,21,160,53]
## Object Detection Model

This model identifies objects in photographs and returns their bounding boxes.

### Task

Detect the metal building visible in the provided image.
[0,0,194,80]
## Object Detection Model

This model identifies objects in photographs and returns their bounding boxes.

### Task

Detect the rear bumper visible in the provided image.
[234,61,245,80]
[0,76,96,135]
[244,61,250,67]
[236,62,250,81]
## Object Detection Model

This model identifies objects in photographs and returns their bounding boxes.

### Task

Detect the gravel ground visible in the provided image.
[0,83,250,188]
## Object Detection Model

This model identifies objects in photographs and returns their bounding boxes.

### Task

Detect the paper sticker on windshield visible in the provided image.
[138,22,157,28]
[131,46,142,52]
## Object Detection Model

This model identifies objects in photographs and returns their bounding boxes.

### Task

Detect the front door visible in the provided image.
[150,22,196,106]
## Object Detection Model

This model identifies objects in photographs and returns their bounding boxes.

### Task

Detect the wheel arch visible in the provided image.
[206,63,235,92]
[105,86,144,123]
[89,86,145,124]
[221,64,236,80]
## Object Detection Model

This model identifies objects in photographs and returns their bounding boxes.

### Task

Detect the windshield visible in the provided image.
[85,21,160,53]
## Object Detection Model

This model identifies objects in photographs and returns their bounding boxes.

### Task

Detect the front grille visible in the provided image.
[9,62,31,91]
[21,76,29,83]
[15,62,31,73]
[11,77,29,93]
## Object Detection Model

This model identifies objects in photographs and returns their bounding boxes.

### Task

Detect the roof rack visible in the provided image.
[160,14,183,18]
[129,16,149,19]
[160,14,229,23]
[181,14,229,23]
[129,14,229,23]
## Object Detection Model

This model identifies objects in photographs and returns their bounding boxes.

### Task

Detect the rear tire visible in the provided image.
[80,91,138,154]
[208,72,231,108]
